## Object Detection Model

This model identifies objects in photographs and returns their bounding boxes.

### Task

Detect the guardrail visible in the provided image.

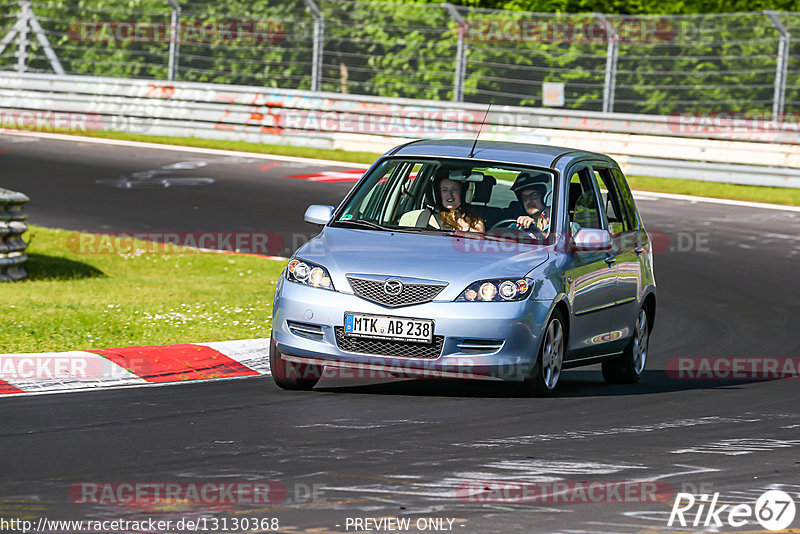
[1,72,799,188]
[0,187,29,282]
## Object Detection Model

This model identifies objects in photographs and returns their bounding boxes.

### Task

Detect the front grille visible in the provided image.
[347,276,445,308]
[335,327,444,359]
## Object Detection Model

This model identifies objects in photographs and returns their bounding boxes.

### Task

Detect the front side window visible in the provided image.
[334,158,557,242]
[567,167,602,233]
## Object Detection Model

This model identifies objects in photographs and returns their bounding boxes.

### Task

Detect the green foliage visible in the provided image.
[0,1,797,115]
[400,0,800,15]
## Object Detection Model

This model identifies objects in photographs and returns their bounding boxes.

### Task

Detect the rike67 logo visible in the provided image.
[668,490,796,531]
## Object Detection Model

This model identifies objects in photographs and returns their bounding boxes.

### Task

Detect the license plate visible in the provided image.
[344,313,433,343]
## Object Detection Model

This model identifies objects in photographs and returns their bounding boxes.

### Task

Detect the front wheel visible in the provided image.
[602,307,649,384]
[512,309,566,396]
[269,337,322,390]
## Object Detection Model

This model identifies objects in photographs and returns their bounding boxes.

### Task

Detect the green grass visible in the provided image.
[7,126,800,205]
[626,175,800,207]
[0,226,286,353]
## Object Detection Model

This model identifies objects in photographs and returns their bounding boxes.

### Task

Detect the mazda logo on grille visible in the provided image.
[383,278,404,296]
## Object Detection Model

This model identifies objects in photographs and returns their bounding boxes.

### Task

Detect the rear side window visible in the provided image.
[593,167,636,234]
[591,168,622,233]
[612,168,640,231]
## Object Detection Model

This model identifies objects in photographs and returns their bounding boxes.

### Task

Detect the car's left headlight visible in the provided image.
[456,278,533,302]
[286,258,335,290]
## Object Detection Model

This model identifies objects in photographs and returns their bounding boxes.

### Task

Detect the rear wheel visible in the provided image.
[269,336,322,390]
[602,307,649,384]
[513,309,566,396]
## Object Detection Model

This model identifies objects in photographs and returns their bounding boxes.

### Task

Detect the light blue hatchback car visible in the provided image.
[270,140,656,395]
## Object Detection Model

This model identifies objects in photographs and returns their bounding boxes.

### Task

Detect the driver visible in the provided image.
[507,173,551,232]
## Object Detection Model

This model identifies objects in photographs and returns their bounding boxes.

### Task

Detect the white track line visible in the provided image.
[4,130,799,212]
[0,130,368,168]
[632,190,800,212]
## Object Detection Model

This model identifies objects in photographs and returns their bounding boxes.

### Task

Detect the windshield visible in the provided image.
[333,158,557,242]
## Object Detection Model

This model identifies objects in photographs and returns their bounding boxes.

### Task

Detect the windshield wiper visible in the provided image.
[335,219,480,238]
[333,219,391,232]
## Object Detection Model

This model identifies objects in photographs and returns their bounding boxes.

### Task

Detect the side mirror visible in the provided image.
[304,205,335,225]
[572,228,612,251]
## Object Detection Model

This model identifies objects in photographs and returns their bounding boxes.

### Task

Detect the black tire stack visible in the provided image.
[0,188,29,282]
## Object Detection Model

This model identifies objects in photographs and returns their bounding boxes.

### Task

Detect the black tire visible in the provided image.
[602,307,649,384]
[512,309,567,397]
[269,337,322,390]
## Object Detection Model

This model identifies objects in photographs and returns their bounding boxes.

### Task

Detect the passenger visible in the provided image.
[435,174,485,233]
[508,173,551,232]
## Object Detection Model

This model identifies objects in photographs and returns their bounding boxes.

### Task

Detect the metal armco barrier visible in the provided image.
[1,72,799,188]
[0,188,29,282]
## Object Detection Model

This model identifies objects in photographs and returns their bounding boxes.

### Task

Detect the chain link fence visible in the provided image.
[1,0,799,118]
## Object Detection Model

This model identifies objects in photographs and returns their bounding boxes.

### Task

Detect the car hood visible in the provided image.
[295,227,549,298]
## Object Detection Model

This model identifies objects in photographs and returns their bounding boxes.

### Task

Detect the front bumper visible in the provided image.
[272,278,552,381]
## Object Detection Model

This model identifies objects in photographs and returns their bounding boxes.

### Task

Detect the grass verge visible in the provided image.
[0,226,286,354]
[5,127,800,206]
[626,175,800,207]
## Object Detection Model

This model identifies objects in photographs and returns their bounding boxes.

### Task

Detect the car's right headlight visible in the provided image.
[286,258,335,290]
[456,278,533,302]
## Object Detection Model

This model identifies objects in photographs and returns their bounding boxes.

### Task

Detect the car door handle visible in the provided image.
[633,244,644,254]
[604,254,616,265]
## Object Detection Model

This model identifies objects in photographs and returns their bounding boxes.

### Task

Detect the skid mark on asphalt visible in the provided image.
[465,460,643,478]
[454,416,761,448]
[96,160,215,188]
[671,438,800,456]
[296,419,430,430]
[95,156,265,189]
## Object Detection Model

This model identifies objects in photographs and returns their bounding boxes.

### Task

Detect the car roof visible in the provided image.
[386,139,613,170]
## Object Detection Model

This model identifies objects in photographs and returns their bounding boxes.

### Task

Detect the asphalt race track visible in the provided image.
[2,132,800,534]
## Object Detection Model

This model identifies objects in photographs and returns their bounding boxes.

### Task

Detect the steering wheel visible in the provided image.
[489,218,546,239]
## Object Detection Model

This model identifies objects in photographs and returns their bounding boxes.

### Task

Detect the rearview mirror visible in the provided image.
[448,170,485,182]
[572,228,612,251]
[304,205,335,225]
